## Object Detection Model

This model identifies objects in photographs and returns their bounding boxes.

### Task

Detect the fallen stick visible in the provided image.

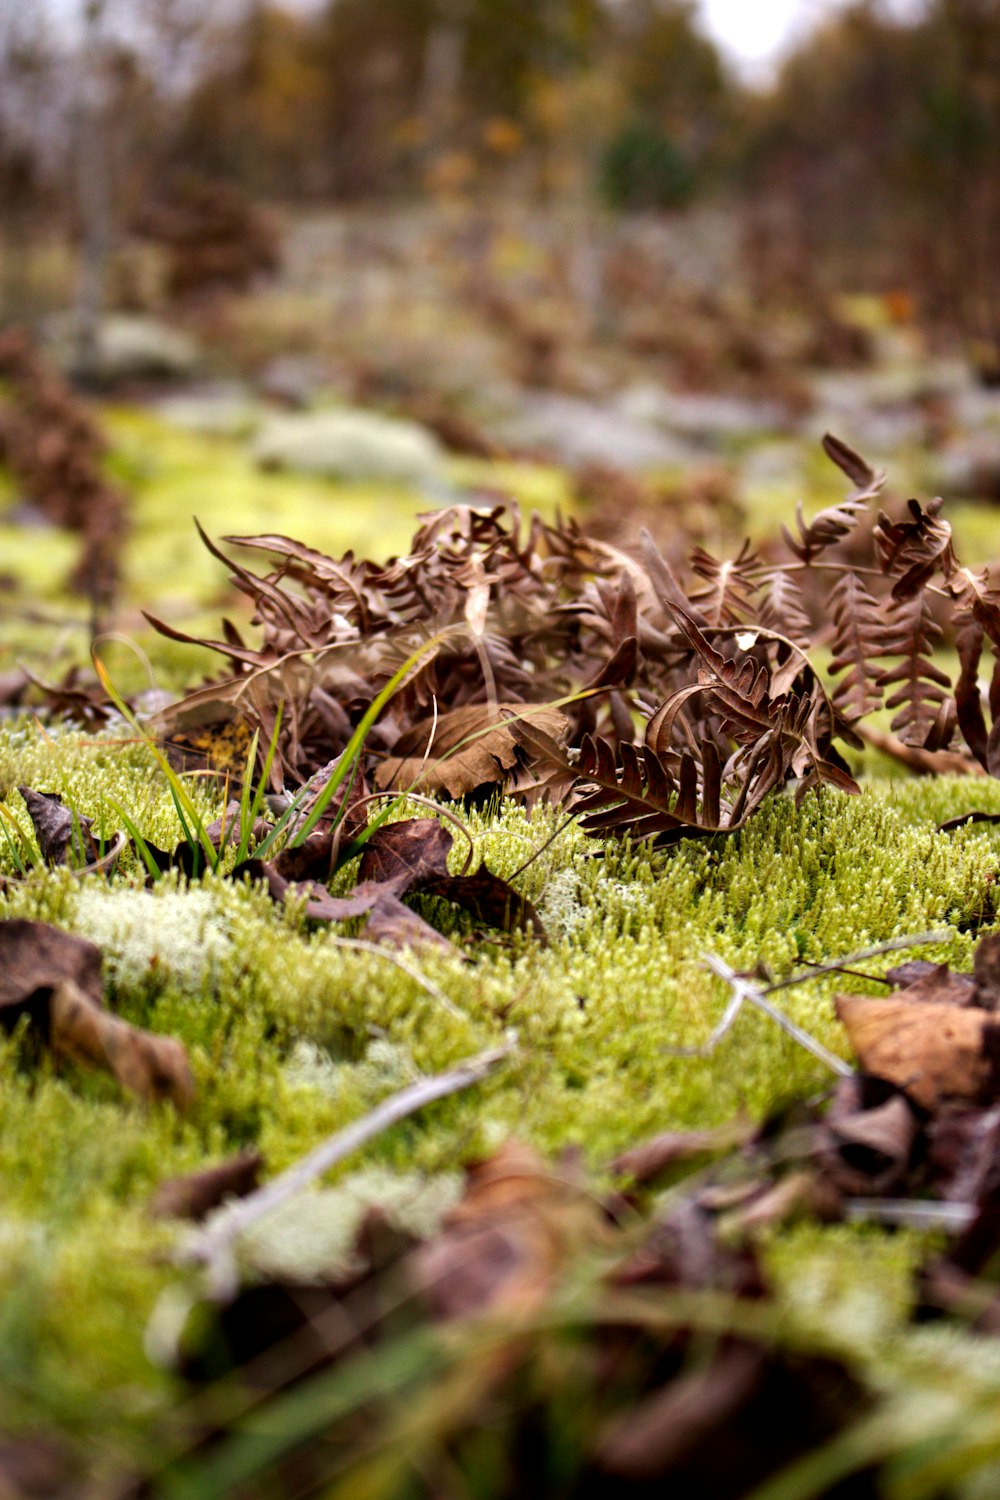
[844,1198,974,1232]
[764,930,953,995]
[696,953,853,1077]
[183,1039,515,1291]
[858,725,983,778]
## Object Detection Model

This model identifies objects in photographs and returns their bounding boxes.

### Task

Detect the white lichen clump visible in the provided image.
[225,1168,464,1282]
[537,868,588,940]
[73,887,233,994]
[283,1038,416,1099]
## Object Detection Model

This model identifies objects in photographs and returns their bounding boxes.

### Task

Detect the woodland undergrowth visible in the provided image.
[6,434,1000,1496]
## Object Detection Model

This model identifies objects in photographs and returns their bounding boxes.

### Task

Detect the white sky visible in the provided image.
[696,0,848,79]
[697,0,923,79]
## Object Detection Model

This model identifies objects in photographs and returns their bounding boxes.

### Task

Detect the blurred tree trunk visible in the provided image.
[74,0,113,384]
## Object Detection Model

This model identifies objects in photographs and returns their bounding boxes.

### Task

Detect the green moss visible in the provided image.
[3,715,1000,1461]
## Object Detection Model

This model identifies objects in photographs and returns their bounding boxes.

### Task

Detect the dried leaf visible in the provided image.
[610,1120,751,1185]
[890,963,977,1008]
[375,703,568,799]
[974,934,1000,1012]
[48,979,195,1107]
[361,892,453,952]
[18,786,96,866]
[877,593,952,747]
[874,497,957,601]
[413,1141,589,1320]
[597,1342,767,1481]
[927,1104,1000,1204]
[151,1151,263,1221]
[422,868,546,940]
[835,994,1000,1111]
[0,919,104,1015]
[358,818,452,891]
[781,433,881,564]
[0,919,193,1105]
[820,1075,920,1196]
[827,574,890,722]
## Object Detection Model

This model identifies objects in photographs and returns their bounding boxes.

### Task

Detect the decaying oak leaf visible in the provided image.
[48,980,194,1107]
[358,817,452,891]
[18,786,97,866]
[835,994,1000,1112]
[413,1140,594,1320]
[151,1150,263,1221]
[375,703,569,798]
[422,868,546,940]
[0,919,194,1107]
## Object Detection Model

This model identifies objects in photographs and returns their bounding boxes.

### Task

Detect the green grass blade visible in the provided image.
[289,634,444,848]
[108,799,163,882]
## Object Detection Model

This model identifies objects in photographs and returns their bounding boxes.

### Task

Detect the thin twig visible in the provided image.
[764,930,953,995]
[844,1198,974,1232]
[509,814,578,881]
[183,1040,515,1290]
[800,962,895,986]
[686,953,853,1076]
[72,829,127,878]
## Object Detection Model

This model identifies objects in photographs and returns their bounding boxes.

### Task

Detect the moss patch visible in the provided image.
[3,717,1000,1457]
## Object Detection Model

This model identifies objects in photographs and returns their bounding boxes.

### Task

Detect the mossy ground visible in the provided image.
[5,408,1000,1492]
[4,711,1000,1488]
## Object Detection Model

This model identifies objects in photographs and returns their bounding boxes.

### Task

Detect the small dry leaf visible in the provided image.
[423,868,546,940]
[358,818,453,890]
[375,703,568,798]
[821,1084,919,1197]
[362,892,453,952]
[48,979,195,1108]
[889,963,977,1008]
[18,786,96,866]
[0,920,104,1015]
[413,1141,590,1320]
[151,1151,263,1221]
[835,994,1000,1111]
[974,934,1000,1012]
[610,1121,751,1185]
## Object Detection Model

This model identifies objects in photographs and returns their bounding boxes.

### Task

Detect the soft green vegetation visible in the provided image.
[4,714,1000,1472]
[6,403,1000,1491]
[0,406,572,695]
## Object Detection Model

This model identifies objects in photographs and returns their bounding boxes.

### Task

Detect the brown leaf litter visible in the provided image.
[0,920,193,1107]
[0,329,128,607]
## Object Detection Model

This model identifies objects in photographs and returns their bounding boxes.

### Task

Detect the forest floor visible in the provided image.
[3,207,1000,1497]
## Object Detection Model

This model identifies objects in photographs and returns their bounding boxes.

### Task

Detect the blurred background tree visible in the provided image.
[2,0,999,357]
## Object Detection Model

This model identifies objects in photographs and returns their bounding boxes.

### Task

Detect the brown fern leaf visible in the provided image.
[513,720,722,842]
[955,617,1000,774]
[873,498,957,600]
[822,433,879,491]
[661,604,858,792]
[688,540,761,626]
[757,568,812,649]
[877,593,952,746]
[782,434,883,564]
[827,573,892,722]
[948,565,1000,648]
